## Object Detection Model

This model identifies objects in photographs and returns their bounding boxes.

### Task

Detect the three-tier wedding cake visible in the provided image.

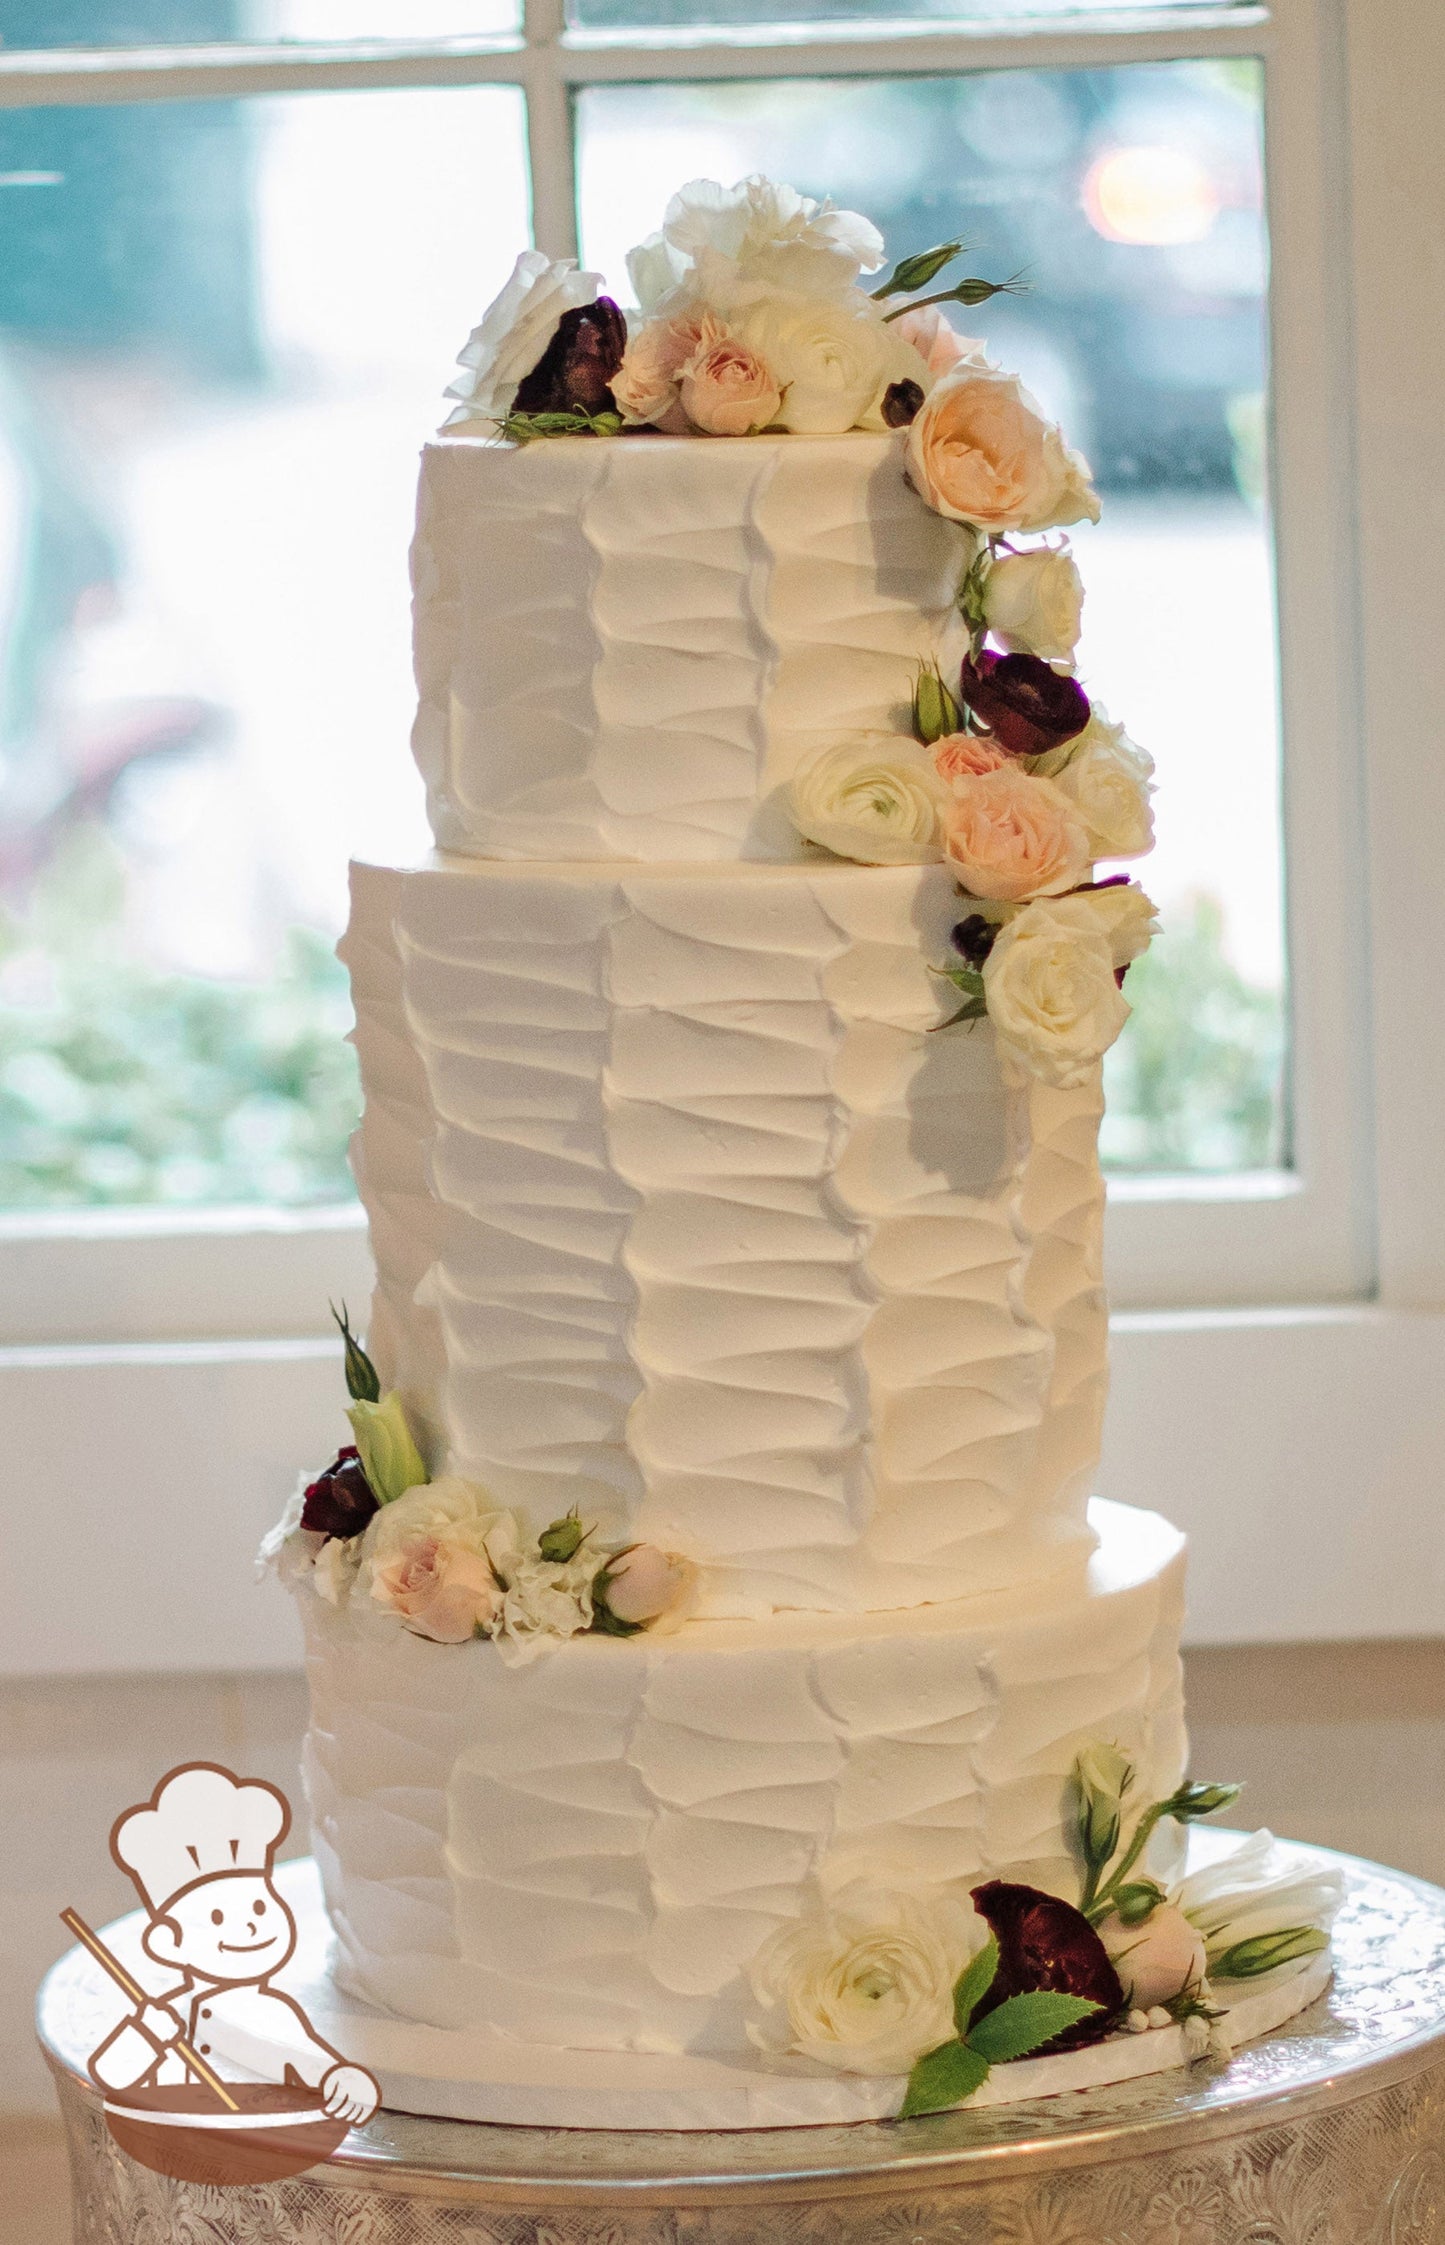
[264,177,1339,2129]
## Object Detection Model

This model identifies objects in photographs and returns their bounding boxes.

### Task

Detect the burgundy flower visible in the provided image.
[882,379,925,429]
[512,296,628,418]
[970,1880,1124,2050]
[959,651,1091,760]
[300,1445,378,1542]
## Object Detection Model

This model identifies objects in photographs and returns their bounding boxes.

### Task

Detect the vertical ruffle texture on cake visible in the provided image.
[301,1500,1187,2054]
[344,858,1107,1619]
[407,435,963,863]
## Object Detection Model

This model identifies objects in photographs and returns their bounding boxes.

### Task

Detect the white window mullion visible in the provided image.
[523,0,580,261]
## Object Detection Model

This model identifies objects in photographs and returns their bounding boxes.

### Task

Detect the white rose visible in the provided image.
[360,1474,513,1577]
[748,1884,983,2076]
[442,252,605,431]
[1050,708,1155,860]
[788,739,946,865]
[739,295,894,435]
[982,544,1085,665]
[983,895,1134,1088]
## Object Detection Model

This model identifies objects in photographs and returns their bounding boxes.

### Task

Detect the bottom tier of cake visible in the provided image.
[303,1498,1187,2063]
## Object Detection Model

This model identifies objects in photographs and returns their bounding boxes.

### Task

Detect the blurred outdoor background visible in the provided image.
[0,12,1284,1207]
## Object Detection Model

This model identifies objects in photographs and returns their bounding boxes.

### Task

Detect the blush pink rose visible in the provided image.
[907,366,1101,533]
[942,765,1092,902]
[601,1544,696,1624]
[679,326,782,437]
[612,313,705,429]
[933,732,1009,784]
[370,1534,501,1644]
[893,304,981,379]
[1098,1904,1209,2012]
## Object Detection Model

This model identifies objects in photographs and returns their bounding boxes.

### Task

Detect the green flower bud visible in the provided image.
[1074,1741,1134,1874]
[1210,1925,1329,1980]
[346,1390,427,1506]
[1112,1880,1167,1927]
[872,238,966,300]
[331,1301,380,1404]
[1167,1781,1243,1823]
[538,1512,586,1564]
[913,664,962,746]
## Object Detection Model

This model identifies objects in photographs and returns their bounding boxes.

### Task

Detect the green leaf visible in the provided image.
[900,2038,991,2118]
[912,663,962,745]
[1211,1925,1329,1981]
[932,997,989,1032]
[871,238,967,300]
[330,1301,380,1404]
[965,1993,1101,2064]
[952,1935,999,2035]
[497,407,623,444]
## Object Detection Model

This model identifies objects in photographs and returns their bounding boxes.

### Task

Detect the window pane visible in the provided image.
[573,0,1239,38]
[0,0,517,50]
[0,85,527,1210]
[577,63,1284,1175]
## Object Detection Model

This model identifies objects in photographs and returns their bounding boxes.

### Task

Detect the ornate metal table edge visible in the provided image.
[39,1844,1445,2244]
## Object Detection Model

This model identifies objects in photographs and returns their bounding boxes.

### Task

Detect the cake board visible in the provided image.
[39,1844,1445,2244]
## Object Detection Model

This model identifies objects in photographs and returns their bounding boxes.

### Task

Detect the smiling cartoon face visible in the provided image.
[144,1875,297,1983]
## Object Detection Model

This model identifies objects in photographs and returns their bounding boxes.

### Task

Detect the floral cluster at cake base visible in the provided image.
[259,1309,695,1665]
[745,1747,1342,2117]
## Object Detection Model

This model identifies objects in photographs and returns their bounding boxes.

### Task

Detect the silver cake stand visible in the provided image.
[39,1845,1445,2245]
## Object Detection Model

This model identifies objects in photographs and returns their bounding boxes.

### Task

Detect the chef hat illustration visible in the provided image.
[111,1763,291,1915]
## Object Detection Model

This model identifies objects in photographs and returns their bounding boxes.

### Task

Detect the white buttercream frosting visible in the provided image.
[344,854,1108,1619]
[409,432,969,862]
[303,1497,1187,2058]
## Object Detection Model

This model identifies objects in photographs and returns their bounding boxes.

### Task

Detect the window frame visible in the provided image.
[0,0,1367,1332]
[6,0,1445,1669]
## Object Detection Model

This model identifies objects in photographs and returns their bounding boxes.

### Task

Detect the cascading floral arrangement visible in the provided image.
[746,1744,1342,2118]
[259,1308,695,1664]
[442,173,1156,1093]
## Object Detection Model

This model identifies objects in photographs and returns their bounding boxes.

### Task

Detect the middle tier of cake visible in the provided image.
[342,855,1108,1622]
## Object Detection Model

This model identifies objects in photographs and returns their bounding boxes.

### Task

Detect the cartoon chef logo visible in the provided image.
[65,1763,379,2185]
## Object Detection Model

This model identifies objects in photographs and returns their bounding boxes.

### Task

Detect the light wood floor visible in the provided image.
[0,2120,70,2245]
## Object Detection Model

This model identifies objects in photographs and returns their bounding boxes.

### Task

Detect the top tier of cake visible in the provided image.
[410,430,963,863]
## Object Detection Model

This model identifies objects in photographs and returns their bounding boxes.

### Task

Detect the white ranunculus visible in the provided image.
[738,295,895,434]
[982,544,1085,665]
[442,251,605,431]
[1179,1831,1345,1965]
[788,739,946,865]
[1049,708,1155,860]
[982,895,1134,1088]
[748,1884,984,2077]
